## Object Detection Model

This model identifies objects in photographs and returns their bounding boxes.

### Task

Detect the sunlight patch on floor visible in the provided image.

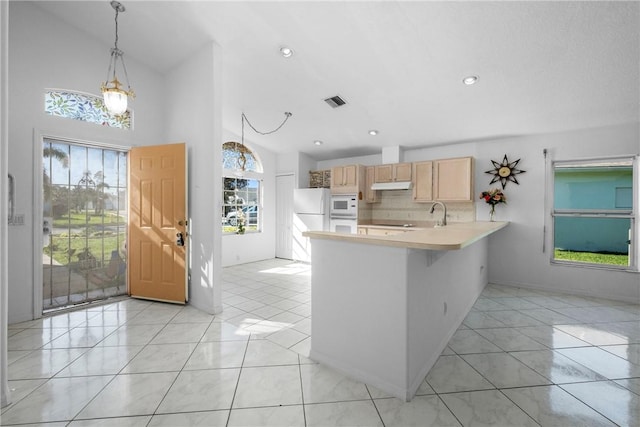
[259,263,311,276]
[238,318,296,335]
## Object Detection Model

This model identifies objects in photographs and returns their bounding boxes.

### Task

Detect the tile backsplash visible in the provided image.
[362,189,476,223]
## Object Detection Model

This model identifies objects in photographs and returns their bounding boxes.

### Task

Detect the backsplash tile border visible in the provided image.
[363,189,475,224]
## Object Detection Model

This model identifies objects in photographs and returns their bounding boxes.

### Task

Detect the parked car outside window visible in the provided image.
[226,205,259,226]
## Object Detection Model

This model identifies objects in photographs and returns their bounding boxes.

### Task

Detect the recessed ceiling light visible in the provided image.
[314,140,323,146]
[463,75,479,85]
[368,130,379,136]
[280,47,294,58]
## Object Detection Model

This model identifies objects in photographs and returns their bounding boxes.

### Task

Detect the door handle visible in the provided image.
[176,232,185,247]
[8,173,14,223]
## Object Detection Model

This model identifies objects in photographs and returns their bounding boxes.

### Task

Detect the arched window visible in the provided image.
[222,142,263,234]
[44,89,132,129]
[222,141,263,173]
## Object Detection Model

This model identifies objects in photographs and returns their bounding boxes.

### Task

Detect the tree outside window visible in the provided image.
[221,142,263,234]
[222,177,261,233]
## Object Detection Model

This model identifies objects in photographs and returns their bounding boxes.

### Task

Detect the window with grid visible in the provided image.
[221,142,262,234]
[222,177,261,233]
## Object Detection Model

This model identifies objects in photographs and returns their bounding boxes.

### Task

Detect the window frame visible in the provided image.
[549,155,637,272]
[222,175,263,235]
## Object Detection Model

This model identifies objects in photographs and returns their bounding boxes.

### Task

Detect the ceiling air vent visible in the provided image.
[324,95,347,108]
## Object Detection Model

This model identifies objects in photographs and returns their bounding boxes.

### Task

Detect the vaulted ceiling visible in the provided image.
[33,1,639,160]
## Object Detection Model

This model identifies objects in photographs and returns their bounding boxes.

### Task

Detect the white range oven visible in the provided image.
[330,194,358,234]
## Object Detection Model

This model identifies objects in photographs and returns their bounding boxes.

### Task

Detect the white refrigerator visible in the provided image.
[293,188,330,262]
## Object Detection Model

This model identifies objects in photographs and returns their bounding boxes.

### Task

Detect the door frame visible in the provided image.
[275,172,295,260]
[32,131,131,318]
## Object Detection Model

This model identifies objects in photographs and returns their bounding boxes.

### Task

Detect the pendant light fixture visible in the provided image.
[101,0,135,115]
[234,111,293,176]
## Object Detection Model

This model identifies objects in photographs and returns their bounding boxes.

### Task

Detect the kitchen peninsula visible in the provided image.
[304,221,508,401]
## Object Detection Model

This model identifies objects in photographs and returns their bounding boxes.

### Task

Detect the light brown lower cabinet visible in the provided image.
[357,227,408,236]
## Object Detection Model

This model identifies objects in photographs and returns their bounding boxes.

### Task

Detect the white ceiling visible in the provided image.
[33,1,639,160]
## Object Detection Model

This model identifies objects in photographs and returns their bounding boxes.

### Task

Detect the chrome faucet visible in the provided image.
[430,201,447,227]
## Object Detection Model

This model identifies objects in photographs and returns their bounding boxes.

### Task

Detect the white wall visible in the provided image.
[276,152,298,178]
[316,153,381,170]
[164,42,223,314]
[297,152,317,189]
[275,151,317,189]
[7,2,165,323]
[222,137,277,267]
[311,123,639,302]
[404,124,640,302]
[485,126,638,302]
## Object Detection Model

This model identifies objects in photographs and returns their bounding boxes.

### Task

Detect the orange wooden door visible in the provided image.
[128,143,187,303]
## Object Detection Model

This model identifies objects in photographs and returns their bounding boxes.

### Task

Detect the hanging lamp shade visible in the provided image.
[101,62,132,115]
[101,1,135,116]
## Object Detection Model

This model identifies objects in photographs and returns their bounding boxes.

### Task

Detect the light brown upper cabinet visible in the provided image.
[433,157,474,201]
[374,163,412,183]
[331,164,364,194]
[365,166,379,203]
[412,161,433,202]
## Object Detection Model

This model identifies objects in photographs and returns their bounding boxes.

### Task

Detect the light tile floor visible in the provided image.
[2,258,640,426]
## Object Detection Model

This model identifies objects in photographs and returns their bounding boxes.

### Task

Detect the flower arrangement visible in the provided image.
[236,209,246,234]
[480,188,507,221]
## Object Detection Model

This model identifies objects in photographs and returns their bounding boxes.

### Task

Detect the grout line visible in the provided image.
[496,387,543,426]
[6,265,638,426]
[436,393,466,427]
[66,302,190,423]
[224,329,252,427]
[151,313,212,414]
[298,355,308,427]
[365,384,386,427]
[557,382,626,426]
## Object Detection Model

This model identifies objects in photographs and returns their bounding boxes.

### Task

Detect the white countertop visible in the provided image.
[304,221,509,250]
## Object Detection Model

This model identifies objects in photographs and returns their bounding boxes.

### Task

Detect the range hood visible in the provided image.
[371,181,413,191]
[370,146,412,190]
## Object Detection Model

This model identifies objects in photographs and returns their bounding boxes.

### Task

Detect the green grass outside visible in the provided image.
[47,226,260,264]
[45,234,125,266]
[223,225,259,234]
[554,249,628,266]
[53,212,125,227]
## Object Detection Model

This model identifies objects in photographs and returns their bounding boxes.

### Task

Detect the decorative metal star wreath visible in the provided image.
[485,154,526,189]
